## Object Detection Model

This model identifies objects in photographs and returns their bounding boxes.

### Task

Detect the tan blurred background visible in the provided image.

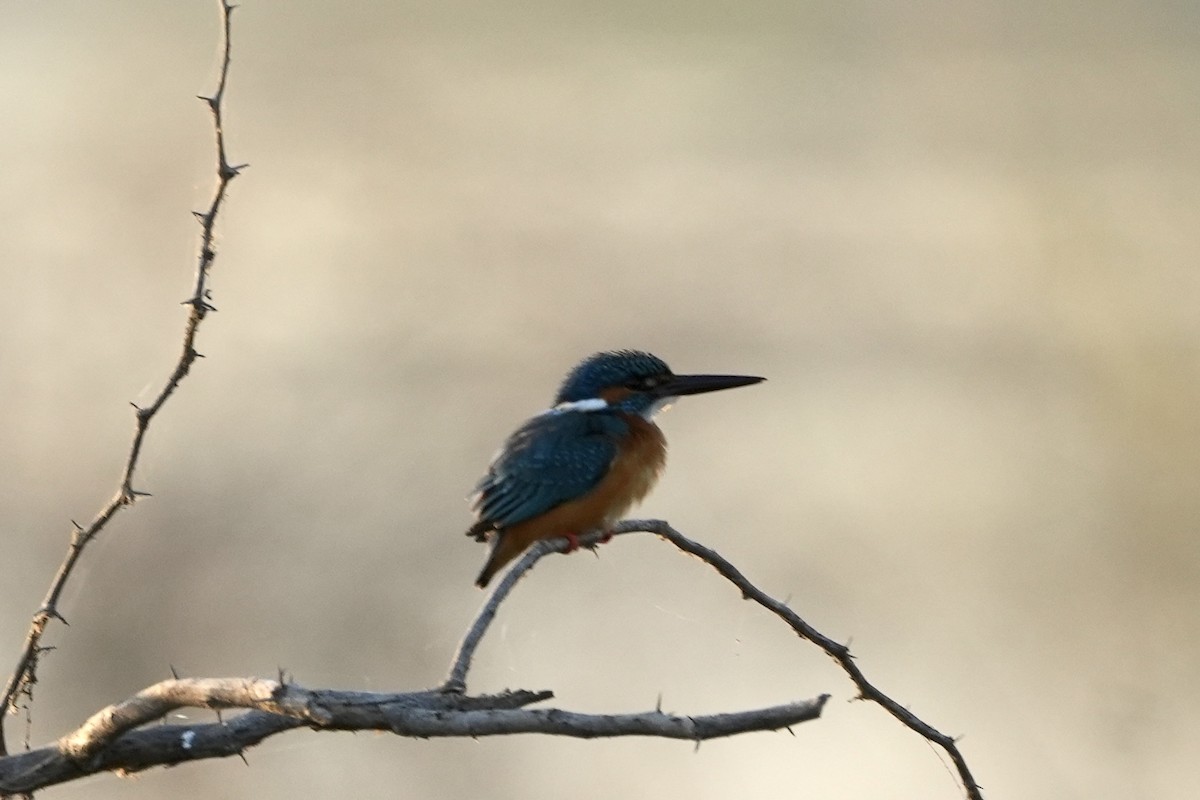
[3,1,1198,798]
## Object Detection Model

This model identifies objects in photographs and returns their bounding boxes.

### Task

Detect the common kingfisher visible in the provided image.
[466,350,764,587]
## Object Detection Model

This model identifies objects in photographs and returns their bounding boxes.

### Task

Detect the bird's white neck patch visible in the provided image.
[542,395,677,419]
[546,398,608,414]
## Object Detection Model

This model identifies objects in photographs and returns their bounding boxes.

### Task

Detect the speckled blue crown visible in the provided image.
[554,350,670,403]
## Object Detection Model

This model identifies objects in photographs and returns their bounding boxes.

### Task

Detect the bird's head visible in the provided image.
[554,350,764,418]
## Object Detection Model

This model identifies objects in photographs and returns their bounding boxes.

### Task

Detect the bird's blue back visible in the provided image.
[471,407,629,529]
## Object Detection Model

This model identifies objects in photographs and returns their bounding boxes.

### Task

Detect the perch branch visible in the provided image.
[0,520,837,794]
[0,0,245,756]
[487,520,985,800]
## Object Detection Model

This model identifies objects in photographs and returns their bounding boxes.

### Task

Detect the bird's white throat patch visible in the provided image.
[645,395,678,419]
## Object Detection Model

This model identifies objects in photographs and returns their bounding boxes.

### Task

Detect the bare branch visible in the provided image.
[442,538,560,692]
[449,521,981,799]
[540,520,987,800]
[0,0,244,756]
[0,677,825,794]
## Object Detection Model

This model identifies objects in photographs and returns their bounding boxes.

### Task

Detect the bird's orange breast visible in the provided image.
[587,412,668,523]
[516,413,665,537]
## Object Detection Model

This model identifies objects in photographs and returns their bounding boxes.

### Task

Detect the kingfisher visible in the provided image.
[466,350,764,587]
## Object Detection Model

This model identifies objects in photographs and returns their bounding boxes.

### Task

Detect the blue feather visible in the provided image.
[470,408,628,529]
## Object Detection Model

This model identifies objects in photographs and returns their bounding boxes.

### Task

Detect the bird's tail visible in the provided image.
[474,530,523,588]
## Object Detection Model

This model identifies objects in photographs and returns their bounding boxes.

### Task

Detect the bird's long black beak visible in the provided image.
[658,372,765,397]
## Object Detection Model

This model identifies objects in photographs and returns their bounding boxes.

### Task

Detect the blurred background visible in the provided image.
[2,1,1198,798]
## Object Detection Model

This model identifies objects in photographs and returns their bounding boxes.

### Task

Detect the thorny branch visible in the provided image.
[0,0,246,757]
[478,520,986,800]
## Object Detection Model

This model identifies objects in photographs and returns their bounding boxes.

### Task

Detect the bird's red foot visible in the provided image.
[598,531,614,544]
[562,532,582,552]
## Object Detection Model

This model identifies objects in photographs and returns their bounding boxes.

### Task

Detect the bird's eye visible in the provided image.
[625,375,662,391]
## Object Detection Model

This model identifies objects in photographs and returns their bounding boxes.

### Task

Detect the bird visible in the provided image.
[466,350,764,588]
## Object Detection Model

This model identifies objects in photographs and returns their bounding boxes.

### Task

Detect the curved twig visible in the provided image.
[477,520,984,800]
[443,536,564,692]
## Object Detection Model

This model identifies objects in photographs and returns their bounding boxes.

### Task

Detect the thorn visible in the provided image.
[71,520,83,532]
[237,750,249,767]
[216,708,224,724]
[39,606,68,625]
[192,210,206,221]
[655,692,662,713]
[181,295,217,313]
[693,740,701,754]
[169,664,180,680]
[128,488,153,498]
[785,726,795,737]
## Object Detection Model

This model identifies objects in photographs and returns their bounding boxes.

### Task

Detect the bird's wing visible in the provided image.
[469,410,625,530]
